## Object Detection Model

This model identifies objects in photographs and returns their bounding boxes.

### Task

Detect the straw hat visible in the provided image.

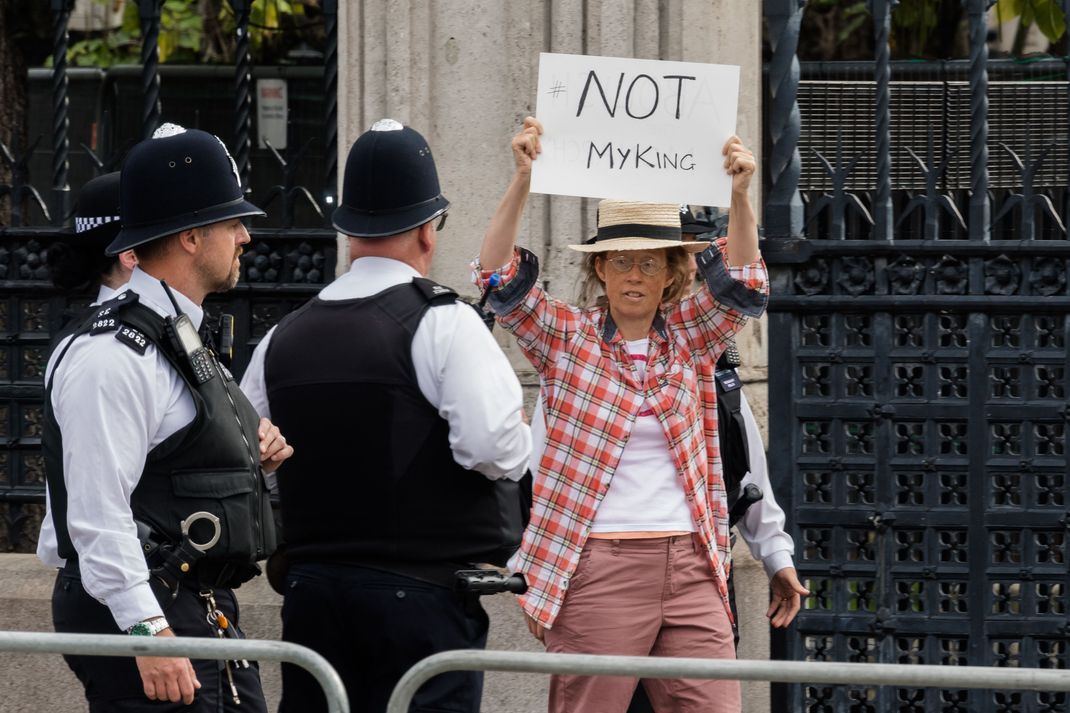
[569,200,707,253]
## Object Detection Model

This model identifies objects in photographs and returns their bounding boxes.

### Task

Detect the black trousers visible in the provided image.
[52,569,267,713]
[279,562,489,713]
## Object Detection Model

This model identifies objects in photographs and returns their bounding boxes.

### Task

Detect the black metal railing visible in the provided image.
[765,1,1069,711]
[0,2,338,553]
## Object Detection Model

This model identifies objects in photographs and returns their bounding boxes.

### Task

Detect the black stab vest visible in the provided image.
[43,291,276,587]
[263,279,523,581]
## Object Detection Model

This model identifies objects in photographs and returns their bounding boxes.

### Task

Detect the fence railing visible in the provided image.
[386,650,1070,713]
[0,631,349,713]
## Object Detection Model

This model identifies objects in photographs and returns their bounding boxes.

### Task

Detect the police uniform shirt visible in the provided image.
[734,389,795,577]
[37,266,203,631]
[96,284,119,305]
[241,256,531,482]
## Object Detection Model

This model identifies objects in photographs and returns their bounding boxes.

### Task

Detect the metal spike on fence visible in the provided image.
[896,128,965,239]
[0,137,52,226]
[992,140,1065,239]
[806,131,873,240]
[258,139,325,229]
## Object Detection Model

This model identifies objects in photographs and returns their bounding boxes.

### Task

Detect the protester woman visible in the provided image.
[473,117,768,713]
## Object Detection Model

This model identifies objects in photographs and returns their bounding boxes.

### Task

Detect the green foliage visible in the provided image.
[808,0,870,43]
[893,0,941,48]
[158,0,205,63]
[219,0,309,60]
[61,1,140,67]
[996,0,1067,43]
[59,0,320,69]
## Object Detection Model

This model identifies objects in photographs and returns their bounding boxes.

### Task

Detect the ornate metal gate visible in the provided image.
[0,0,337,552]
[765,1,1069,711]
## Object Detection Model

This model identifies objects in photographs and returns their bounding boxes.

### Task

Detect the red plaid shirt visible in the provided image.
[478,240,768,627]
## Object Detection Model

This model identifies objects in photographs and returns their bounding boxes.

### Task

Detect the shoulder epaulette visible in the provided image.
[115,323,150,355]
[86,291,140,336]
[412,277,458,305]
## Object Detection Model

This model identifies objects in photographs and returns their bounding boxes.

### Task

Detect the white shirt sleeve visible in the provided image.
[239,327,275,421]
[735,389,796,578]
[49,338,169,631]
[413,302,531,481]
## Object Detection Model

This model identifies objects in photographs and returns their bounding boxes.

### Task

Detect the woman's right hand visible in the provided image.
[524,612,546,643]
[512,116,543,176]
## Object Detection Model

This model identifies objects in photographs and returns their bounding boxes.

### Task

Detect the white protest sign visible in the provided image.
[256,79,288,150]
[530,53,739,207]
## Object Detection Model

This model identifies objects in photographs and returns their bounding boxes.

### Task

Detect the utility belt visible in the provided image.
[58,513,261,607]
[137,513,261,601]
[280,549,469,591]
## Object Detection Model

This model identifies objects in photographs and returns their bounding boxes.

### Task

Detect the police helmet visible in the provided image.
[107,124,265,255]
[331,119,449,238]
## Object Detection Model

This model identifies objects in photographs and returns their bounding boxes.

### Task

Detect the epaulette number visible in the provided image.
[115,325,149,355]
[90,317,119,334]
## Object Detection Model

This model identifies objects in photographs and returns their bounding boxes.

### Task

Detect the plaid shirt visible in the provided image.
[478,239,768,628]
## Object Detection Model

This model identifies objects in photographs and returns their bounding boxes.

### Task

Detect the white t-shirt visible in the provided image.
[531,338,695,534]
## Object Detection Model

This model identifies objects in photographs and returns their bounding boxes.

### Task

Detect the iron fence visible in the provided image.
[385,650,1070,713]
[0,1,339,552]
[0,630,348,713]
[764,1,1070,711]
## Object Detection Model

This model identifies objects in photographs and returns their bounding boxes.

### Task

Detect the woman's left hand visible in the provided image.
[766,566,809,628]
[722,135,756,195]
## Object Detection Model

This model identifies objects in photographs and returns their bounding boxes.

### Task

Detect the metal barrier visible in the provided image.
[387,650,1070,713]
[0,631,349,713]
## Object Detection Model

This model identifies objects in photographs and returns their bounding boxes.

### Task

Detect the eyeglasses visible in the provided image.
[605,255,666,276]
[434,212,448,231]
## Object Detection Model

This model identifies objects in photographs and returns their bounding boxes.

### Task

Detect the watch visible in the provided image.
[128,618,169,636]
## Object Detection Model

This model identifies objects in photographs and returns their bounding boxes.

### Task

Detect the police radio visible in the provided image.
[161,281,216,385]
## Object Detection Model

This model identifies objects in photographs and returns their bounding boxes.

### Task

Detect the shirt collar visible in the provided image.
[122,267,204,330]
[95,284,118,305]
[599,310,669,344]
[347,256,421,281]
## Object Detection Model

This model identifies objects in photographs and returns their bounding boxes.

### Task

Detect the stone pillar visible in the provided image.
[334,3,772,711]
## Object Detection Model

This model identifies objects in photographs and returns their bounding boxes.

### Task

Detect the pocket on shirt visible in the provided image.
[168,468,256,560]
[660,362,698,420]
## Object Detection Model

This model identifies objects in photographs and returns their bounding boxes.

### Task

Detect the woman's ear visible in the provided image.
[118,250,138,271]
[593,255,607,283]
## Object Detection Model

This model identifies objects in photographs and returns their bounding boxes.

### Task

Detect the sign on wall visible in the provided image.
[530,53,739,207]
[256,79,288,150]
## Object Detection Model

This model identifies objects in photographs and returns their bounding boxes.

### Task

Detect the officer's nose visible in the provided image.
[235,222,251,246]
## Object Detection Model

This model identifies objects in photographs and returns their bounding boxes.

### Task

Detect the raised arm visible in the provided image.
[723,134,759,267]
[480,117,543,270]
[667,136,767,355]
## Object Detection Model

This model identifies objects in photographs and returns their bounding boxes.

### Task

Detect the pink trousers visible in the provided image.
[542,534,740,713]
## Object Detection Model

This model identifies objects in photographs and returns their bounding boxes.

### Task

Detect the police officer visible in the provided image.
[38,124,292,712]
[240,119,531,713]
[46,171,137,307]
